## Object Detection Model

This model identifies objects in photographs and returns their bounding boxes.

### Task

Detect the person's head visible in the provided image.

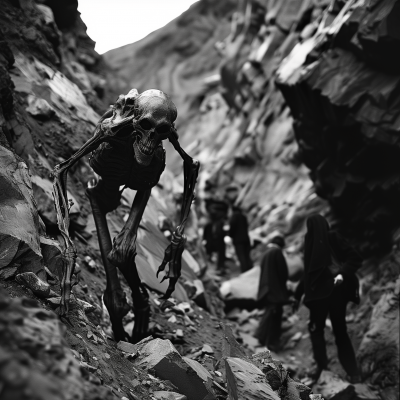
[232,205,242,213]
[269,234,285,249]
[306,214,330,235]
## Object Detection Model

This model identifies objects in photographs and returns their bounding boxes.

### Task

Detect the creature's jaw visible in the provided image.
[133,137,156,166]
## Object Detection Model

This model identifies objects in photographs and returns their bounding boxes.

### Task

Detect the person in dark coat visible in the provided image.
[295,214,362,382]
[203,200,228,274]
[255,235,289,350]
[229,205,253,273]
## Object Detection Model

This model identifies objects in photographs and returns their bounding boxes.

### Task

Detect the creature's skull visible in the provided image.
[132,89,177,166]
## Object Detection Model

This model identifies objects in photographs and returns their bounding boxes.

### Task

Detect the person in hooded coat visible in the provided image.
[255,236,289,350]
[295,214,362,382]
[229,205,253,273]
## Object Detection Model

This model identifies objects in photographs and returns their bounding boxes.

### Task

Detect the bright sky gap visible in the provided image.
[78,0,199,54]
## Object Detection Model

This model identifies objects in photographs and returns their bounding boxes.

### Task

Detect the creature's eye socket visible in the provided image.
[139,119,153,130]
[156,124,170,135]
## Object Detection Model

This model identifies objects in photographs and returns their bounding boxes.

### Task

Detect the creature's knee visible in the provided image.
[108,238,137,268]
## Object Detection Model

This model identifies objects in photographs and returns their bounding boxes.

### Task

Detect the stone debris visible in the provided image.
[225,357,280,400]
[46,295,96,313]
[154,392,187,400]
[168,315,178,324]
[26,94,56,119]
[0,288,114,400]
[134,338,216,400]
[84,256,98,272]
[201,344,214,355]
[15,271,56,298]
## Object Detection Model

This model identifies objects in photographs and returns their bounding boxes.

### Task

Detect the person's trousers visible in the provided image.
[234,241,253,273]
[306,286,359,377]
[255,303,283,348]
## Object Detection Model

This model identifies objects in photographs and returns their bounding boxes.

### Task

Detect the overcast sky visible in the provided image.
[78,0,199,54]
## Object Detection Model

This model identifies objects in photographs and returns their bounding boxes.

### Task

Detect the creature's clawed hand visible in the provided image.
[157,228,186,299]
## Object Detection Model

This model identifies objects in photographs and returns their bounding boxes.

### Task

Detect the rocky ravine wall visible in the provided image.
[106,0,399,397]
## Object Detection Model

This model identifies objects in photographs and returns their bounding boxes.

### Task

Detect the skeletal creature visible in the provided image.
[51,89,199,342]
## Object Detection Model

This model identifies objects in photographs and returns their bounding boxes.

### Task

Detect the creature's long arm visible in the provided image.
[52,97,137,316]
[157,132,200,299]
[52,109,113,316]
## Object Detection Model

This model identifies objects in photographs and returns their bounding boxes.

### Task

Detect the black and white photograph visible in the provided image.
[0,0,399,399]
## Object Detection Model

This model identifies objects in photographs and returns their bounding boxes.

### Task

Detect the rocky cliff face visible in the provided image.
[105,0,400,397]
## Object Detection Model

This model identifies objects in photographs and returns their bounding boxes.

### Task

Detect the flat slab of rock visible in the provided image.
[222,324,248,360]
[182,357,213,382]
[154,391,187,400]
[134,338,216,400]
[225,357,280,400]
[315,370,355,400]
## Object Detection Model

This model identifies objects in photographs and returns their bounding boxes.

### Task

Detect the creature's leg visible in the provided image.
[86,177,130,342]
[157,135,200,299]
[108,190,151,343]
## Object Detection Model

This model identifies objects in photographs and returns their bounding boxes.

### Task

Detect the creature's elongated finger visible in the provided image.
[169,246,184,280]
[161,277,179,300]
[157,245,172,278]
[160,273,169,283]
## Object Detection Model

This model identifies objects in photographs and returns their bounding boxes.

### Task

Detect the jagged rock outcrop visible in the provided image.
[0,144,44,280]
[276,0,400,255]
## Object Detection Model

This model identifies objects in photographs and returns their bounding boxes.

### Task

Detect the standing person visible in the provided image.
[255,235,289,351]
[295,214,362,382]
[229,205,253,273]
[203,200,228,275]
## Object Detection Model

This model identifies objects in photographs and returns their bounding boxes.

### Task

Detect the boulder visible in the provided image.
[0,144,44,279]
[225,357,280,400]
[134,338,216,400]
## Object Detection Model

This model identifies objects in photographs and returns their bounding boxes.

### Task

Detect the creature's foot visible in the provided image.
[131,302,150,343]
[103,288,130,342]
